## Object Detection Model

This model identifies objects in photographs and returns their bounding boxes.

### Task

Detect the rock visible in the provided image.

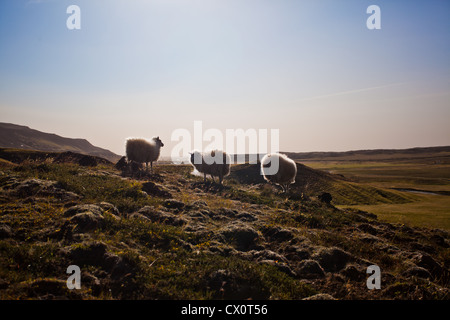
[9,178,54,197]
[357,223,378,235]
[163,199,185,210]
[261,225,294,242]
[246,249,287,263]
[295,260,325,279]
[63,241,128,278]
[98,202,120,216]
[284,245,311,262]
[137,206,186,226]
[63,203,120,232]
[69,211,105,232]
[7,178,80,201]
[219,224,259,251]
[217,208,238,218]
[64,204,104,217]
[410,241,436,254]
[192,200,208,208]
[303,293,336,300]
[129,161,143,173]
[412,253,444,278]
[312,247,354,272]
[340,265,365,281]
[115,156,128,171]
[0,224,13,239]
[63,204,109,232]
[186,210,209,222]
[236,212,257,222]
[81,272,102,295]
[142,181,172,198]
[375,242,401,254]
[359,233,381,244]
[318,192,332,204]
[128,212,150,221]
[110,255,139,280]
[102,252,122,271]
[430,234,448,248]
[207,242,238,257]
[402,266,432,279]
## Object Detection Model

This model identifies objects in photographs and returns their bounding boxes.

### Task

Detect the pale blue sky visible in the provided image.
[1,0,449,156]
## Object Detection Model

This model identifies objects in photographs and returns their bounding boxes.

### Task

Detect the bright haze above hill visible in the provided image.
[0,0,449,157]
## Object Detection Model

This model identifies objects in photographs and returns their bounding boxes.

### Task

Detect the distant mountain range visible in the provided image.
[1,122,448,165]
[284,146,450,162]
[0,123,121,162]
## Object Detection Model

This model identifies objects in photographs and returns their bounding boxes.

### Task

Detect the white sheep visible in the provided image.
[190,150,231,185]
[125,137,164,173]
[260,153,297,193]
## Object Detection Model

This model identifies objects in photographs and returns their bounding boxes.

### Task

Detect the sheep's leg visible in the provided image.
[211,175,216,183]
[204,173,207,183]
[150,161,153,174]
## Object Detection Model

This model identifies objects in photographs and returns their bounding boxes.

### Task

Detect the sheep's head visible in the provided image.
[153,136,164,147]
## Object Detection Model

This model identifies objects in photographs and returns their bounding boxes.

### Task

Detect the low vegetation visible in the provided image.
[0,151,448,300]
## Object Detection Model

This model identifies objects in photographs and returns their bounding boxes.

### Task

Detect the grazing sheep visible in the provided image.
[125,137,164,173]
[190,150,231,184]
[260,153,297,193]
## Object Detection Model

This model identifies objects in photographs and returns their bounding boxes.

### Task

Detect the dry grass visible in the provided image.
[307,160,450,230]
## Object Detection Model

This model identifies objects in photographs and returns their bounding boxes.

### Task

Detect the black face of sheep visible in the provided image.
[154,136,164,147]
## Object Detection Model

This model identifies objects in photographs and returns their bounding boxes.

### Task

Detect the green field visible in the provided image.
[304,160,450,230]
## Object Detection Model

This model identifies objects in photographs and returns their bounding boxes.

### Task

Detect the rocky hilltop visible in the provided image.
[0,151,448,300]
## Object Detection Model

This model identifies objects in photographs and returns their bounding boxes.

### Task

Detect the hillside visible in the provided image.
[0,148,113,167]
[0,123,120,162]
[0,150,448,300]
[229,163,416,205]
[283,146,450,163]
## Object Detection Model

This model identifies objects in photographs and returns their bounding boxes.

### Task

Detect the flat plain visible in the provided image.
[301,151,450,230]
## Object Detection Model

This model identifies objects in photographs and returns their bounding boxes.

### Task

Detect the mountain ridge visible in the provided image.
[0,122,121,162]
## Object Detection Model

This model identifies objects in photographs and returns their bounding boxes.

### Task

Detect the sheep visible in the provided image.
[189,150,231,185]
[125,137,164,173]
[260,153,297,193]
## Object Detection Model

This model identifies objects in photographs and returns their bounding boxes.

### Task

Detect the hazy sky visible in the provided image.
[1,0,449,157]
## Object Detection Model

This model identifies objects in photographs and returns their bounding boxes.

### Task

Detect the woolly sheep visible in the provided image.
[190,150,231,185]
[125,137,164,172]
[260,153,297,193]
